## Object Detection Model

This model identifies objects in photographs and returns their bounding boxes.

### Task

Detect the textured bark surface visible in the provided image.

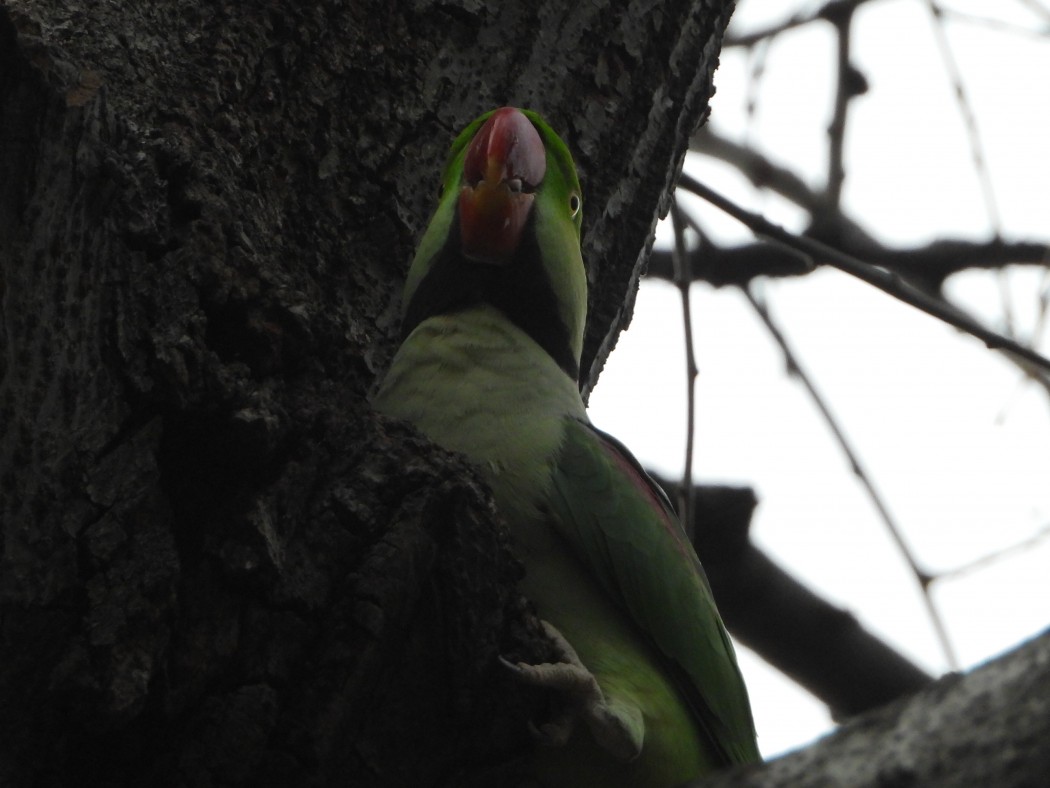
[694,629,1050,788]
[0,1,732,785]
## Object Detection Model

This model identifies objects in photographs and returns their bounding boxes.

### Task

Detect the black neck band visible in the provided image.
[402,212,580,381]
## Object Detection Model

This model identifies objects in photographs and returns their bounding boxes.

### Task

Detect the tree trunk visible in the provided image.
[0,1,732,785]
[694,628,1050,788]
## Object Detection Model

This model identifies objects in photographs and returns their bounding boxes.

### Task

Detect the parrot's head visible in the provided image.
[457,107,571,264]
[402,107,587,381]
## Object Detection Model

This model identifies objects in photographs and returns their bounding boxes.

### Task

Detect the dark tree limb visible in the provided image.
[692,628,1050,787]
[743,288,958,668]
[691,127,837,216]
[676,175,1050,376]
[822,0,860,211]
[678,126,1050,292]
[648,235,1050,291]
[654,480,934,719]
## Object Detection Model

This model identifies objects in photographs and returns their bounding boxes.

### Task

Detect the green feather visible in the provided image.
[547,418,761,767]
[375,108,759,786]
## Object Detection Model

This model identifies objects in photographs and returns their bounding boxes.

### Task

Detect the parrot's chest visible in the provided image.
[373,308,586,529]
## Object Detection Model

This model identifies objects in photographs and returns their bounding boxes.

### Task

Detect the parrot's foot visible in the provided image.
[502,620,644,762]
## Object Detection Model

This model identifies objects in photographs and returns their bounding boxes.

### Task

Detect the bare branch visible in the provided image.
[924,0,1003,233]
[744,288,958,669]
[691,127,829,214]
[687,128,1050,291]
[724,0,876,48]
[677,174,1050,377]
[695,629,1050,787]
[654,481,935,718]
[647,235,1050,291]
[823,1,860,209]
[721,545,937,719]
[942,6,1050,37]
[987,269,1050,395]
[936,522,1050,582]
[670,200,699,537]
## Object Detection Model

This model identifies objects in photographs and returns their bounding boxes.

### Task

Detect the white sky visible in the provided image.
[588,0,1050,758]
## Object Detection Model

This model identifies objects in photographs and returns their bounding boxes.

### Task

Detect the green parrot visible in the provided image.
[373,107,760,787]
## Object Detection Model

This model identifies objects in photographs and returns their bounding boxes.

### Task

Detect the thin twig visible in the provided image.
[742,38,770,149]
[692,127,830,214]
[825,1,857,209]
[924,0,1003,234]
[936,523,1050,582]
[670,200,698,537]
[743,286,959,669]
[1035,267,1050,345]
[691,128,1050,289]
[941,6,1050,37]
[678,173,1050,377]
[647,234,1050,291]
[724,0,875,48]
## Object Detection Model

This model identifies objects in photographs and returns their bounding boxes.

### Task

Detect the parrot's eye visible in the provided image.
[569,193,581,217]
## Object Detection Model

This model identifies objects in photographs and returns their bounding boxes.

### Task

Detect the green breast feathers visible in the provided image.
[373,107,759,787]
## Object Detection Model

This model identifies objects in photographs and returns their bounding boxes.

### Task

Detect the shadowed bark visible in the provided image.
[0,0,733,785]
[692,628,1050,788]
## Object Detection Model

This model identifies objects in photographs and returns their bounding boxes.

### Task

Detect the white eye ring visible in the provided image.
[569,193,581,217]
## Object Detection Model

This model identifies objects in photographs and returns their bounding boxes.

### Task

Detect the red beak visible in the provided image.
[458,107,546,264]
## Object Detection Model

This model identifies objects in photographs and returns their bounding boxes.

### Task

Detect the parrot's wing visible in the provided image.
[546,416,760,765]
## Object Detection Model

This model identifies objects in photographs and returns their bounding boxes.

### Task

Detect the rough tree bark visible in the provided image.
[0,1,733,785]
[694,628,1050,788]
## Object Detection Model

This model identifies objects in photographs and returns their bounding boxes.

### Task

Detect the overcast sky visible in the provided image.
[588,0,1050,756]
